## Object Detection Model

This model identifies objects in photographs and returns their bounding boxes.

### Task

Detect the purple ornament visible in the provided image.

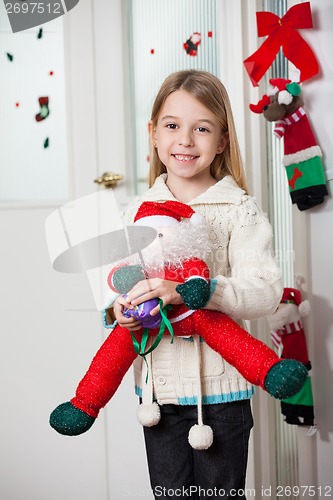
[123,298,161,329]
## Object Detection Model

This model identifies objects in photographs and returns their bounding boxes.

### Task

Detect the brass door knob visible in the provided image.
[94,172,124,188]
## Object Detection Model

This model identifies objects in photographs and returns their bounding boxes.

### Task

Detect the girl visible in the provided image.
[114,70,283,499]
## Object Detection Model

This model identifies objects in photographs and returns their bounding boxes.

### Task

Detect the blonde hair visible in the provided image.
[148,70,248,192]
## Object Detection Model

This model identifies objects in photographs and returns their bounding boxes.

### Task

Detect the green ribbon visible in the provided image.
[130,300,174,381]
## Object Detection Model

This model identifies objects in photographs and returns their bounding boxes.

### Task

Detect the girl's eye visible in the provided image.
[166,123,178,129]
[196,127,209,133]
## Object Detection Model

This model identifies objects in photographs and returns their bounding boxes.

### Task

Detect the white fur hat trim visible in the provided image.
[267,85,279,96]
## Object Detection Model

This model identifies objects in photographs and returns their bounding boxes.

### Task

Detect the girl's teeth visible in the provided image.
[174,155,196,161]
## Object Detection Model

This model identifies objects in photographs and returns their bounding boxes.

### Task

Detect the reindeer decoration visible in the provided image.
[250,78,328,211]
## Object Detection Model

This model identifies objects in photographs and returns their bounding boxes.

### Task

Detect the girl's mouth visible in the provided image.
[172,154,198,162]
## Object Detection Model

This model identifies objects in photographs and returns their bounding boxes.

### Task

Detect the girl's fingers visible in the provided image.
[131,279,157,295]
[127,279,183,308]
[126,279,157,304]
[118,316,142,329]
[149,303,161,316]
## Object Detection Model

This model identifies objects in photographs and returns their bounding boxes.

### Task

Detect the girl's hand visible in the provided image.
[113,295,142,331]
[125,278,183,316]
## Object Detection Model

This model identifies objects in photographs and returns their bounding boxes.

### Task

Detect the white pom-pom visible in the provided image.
[299,299,310,318]
[190,213,204,226]
[188,424,213,450]
[136,402,161,427]
[278,90,293,105]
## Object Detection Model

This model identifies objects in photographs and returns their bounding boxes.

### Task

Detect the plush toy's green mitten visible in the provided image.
[264,359,308,400]
[50,402,95,436]
[112,265,146,294]
[176,278,210,310]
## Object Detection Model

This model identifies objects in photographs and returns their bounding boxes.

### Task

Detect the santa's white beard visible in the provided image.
[139,220,211,273]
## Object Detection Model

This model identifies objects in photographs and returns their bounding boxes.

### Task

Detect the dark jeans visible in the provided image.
[143,400,254,500]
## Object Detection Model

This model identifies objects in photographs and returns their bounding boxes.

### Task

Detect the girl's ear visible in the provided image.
[217,133,229,154]
[148,120,158,147]
[148,120,156,138]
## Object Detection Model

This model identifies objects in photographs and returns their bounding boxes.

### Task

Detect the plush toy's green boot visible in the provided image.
[264,359,308,400]
[50,402,95,436]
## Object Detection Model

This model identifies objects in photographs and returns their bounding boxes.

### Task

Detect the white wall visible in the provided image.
[292,0,333,491]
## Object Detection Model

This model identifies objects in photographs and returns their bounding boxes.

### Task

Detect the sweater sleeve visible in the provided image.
[206,199,283,320]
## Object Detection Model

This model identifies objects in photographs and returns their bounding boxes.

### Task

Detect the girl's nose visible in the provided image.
[178,129,194,147]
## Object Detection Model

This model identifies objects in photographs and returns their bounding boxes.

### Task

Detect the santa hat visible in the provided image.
[281,288,310,318]
[134,200,203,227]
[268,78,291,94]
[268,78,301,105]
[281,287,302,306]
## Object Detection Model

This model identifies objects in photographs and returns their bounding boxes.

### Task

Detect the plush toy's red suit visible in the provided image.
[50,201,307,447]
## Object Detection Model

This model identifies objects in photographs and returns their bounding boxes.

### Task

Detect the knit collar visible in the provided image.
[139,174,246,206]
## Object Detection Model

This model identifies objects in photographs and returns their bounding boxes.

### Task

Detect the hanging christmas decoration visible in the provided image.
[250,78,328,211]
[244,2,319,87]
[35,96,50,122]
[7,53,14,62]
[37,28,43,39]
[44,138,49,149]
[267,288,315,428]
[184,32,201,56]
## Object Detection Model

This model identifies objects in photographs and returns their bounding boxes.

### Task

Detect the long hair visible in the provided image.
[148,70,248,192]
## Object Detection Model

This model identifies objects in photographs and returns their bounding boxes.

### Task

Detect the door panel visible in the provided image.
[0,208,109,500]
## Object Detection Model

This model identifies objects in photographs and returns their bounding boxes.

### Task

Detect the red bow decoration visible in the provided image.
[244,2,319,87]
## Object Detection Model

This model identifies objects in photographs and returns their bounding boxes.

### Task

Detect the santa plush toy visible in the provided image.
[250,78,328,211]
[50,201,307,449]
[267,287,315,426]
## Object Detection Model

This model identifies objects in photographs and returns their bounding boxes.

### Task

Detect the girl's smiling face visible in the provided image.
[153,90,227,183]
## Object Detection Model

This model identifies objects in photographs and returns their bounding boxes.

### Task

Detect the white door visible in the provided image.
[0,1,153,499]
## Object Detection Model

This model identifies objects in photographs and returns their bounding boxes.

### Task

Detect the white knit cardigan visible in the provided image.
[119,174,283,406]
